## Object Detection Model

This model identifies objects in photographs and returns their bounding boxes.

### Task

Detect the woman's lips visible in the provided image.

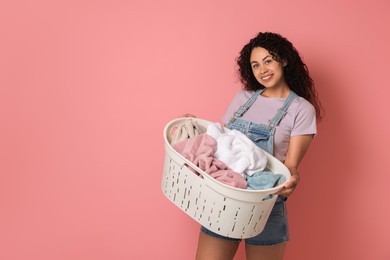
[261,74,273,81]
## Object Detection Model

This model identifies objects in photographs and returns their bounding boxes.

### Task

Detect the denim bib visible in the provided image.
[227,89,297,156]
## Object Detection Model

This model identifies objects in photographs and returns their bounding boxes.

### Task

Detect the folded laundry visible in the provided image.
[206,123,267,176]
[169,119,205,145]
[172,133,247,189]
[246,171,286,190]
[209,169,247,189]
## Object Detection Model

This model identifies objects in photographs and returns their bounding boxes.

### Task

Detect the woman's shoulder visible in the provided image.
[293,95,315,111]
[232,89,254,102]
[291,95,316,120]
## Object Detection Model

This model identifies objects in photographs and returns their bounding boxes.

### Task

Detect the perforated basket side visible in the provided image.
[162,145,279,238]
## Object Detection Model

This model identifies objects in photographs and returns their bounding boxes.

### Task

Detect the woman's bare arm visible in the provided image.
[276,134,314,197]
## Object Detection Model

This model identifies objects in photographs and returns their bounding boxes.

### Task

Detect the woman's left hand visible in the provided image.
[275,174,300,198]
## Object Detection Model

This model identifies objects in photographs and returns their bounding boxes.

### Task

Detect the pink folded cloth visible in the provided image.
[173,133,247,189]
[209,170,247,189]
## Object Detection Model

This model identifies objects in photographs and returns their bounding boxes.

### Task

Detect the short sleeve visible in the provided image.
[291,100,317,136]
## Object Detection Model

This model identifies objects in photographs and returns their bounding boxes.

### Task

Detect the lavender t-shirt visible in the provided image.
[222,90,317,162]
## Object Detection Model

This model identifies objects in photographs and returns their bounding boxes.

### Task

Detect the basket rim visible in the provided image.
[163,117,291,194]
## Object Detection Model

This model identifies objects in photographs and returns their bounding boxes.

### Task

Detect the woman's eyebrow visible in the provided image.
[251,55,271,64]
[262,55,271,61]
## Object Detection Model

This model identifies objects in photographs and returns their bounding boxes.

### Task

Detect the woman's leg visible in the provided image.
[195,231,240,260]
[245,243,286,260]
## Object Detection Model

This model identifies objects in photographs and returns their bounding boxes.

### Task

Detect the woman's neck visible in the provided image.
[261,86,291,98]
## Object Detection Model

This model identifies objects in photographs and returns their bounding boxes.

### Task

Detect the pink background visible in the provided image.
[1,0,389,259]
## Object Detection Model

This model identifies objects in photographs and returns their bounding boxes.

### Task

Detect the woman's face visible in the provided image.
[250,47,287,90]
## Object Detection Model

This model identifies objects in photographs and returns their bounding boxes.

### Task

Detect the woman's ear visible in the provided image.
[282,60,288,67]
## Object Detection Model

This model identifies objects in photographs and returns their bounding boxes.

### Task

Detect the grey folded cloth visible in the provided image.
[169,119,206,144]
[246,171,286,190]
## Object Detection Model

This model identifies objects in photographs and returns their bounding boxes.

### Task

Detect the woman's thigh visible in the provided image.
[195,231,240,260]
[245,243,286,260]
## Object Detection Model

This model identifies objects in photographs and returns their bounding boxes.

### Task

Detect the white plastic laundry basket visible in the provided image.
[161,118,291,239]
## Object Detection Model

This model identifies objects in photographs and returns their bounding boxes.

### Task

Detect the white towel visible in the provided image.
[206,123,267,176]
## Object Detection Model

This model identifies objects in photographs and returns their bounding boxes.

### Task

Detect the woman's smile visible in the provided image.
[261,74,273,81]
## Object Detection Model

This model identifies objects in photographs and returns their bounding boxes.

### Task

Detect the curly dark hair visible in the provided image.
[237,32,323,122]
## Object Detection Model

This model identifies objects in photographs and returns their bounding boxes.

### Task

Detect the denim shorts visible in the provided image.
[200,196,289,246]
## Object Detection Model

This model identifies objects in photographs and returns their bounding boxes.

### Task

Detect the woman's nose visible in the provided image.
[260,67,268,75]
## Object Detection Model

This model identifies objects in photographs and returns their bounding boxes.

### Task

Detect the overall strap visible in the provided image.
[268,91,297,128]
[231,89,264,121]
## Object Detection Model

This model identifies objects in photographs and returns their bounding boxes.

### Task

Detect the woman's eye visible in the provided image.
[252,64,259,68]
[265,60,272,65]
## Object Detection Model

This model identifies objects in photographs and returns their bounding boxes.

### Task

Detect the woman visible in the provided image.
[194,32,323,259]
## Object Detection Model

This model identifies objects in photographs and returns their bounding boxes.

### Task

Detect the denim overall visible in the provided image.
[201,89,297,245]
